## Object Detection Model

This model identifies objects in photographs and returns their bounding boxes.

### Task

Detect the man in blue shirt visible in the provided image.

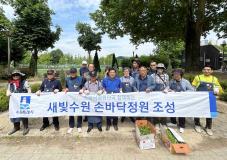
[102,68,122,131]
[36,69,62,131]
[133,66,153,122]
[65,68,83,134]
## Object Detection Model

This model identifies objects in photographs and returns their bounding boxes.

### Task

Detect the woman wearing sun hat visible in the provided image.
[6,70,31,135]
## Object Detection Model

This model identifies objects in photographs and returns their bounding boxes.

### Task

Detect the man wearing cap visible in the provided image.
[36,69,62,131]
[65,68,83,134]
[120,67,135,123]
[79,60,89,77]
[150,63,169,131]
[167,68,194,133]
[6,70,31,135]
[192,65,223,136]
[79,71,104,133]
[102,68,122,131]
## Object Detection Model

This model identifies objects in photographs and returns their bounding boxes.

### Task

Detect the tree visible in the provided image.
[76,22,102,63]
[154,40,184,68]
[93,50,101,72]
[50,49,64,64]
[91,0,227,71]
[0,8,24,65]
[11,0,61,76]
[111,53,119,69]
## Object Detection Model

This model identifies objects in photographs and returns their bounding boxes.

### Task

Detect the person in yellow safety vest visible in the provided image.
[192,64,224,136]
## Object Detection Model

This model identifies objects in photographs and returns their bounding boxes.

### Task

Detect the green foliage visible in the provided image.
[139,126,151,136]
[91,0,227,70]
[50,49,64,64]
[11,0,61,75]
[30,83,41,93]
[121,58,132,68]
[59,69,66,88]
[76,22,102,62]
[220,92,227,102]
[0,88,9,112]
[166,128,178,144]
[111,53,118,69]
[38,52,52,64]
[220,80,227,91]
[93,51,101,72]
[154,40,184,68]
[184,74,196,83]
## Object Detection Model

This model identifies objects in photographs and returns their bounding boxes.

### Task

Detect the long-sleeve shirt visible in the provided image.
[169,78,195,92]
[102,76,122,93]
[192,74,224,94]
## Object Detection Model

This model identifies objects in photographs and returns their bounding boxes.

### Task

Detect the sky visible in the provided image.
[1,0,226,58]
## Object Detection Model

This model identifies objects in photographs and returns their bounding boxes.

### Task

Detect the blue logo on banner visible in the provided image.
[20,96,31,110]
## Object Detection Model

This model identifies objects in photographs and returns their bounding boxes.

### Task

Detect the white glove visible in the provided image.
[97,90,103,95]
[163,89,169,93]
[84,90,90,95]
[54,89,59,94]
[36,90,41,96]
[145,88,151,93]
[79,89,84,94]
[6,91,11,97]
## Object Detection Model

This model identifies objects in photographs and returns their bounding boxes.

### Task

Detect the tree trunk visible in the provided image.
[29,49,38,76]
[185,23,201,71]
[88,51,91,63]
[184,0,205,71]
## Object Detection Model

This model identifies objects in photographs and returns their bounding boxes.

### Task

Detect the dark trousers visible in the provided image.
[88,122,102,128]
[121,117,135,123]
[153,117,167,125]
[43,117,59,127]
[14,118,28,129]
[69,116,82,128]
[106,117,118,126]
[194,118,212,129]
[170,117,185,128]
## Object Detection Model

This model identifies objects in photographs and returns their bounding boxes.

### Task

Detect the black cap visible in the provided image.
[89,71,97,77]
[47,69,55,75]
[70,68,77,73]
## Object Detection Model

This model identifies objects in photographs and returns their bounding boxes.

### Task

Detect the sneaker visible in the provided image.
[205,128,213,136]
[23,128,29,136]
[179,127,184,133]
[67,128,73,134]
[8,127,20,135]
[77,127,82,133]
[54,125,60,131]
[167,122,177,127]
[98,127,102,132]
[87,127,92,133]
[40,124,49,131]
[113,125,118,131]
[195,125,202,133]
[106,125,110,131]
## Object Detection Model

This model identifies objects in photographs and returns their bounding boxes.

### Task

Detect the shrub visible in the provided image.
[220,80,227,91]
[30,83,41,93]
[0,88,9,112]
[219,92,227,102]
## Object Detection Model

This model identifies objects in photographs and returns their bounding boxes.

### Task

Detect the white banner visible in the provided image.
[9,92,217,118]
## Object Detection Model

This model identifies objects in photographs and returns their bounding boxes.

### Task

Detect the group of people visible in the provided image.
[6,60,224,136]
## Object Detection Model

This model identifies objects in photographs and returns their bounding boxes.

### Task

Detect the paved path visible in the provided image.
[0,101,227,160]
